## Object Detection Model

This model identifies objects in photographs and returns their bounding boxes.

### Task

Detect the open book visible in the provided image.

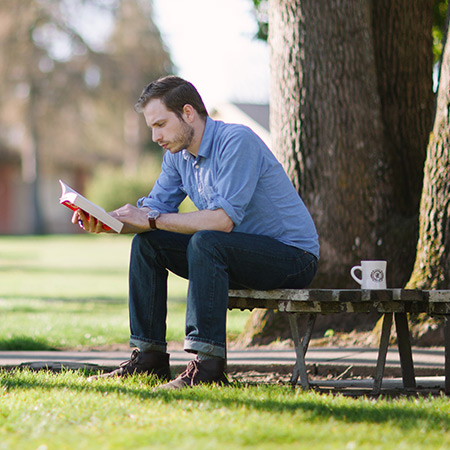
[59,180,124,233]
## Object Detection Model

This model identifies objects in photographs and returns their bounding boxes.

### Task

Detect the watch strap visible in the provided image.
[147,210,160,230]
[148,217,157,230]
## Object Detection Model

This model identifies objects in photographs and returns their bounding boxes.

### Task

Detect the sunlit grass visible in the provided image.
[1,236,449,449]
[0,235,249,350]
[1,369,449,449]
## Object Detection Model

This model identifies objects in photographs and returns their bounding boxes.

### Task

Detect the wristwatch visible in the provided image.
[147,210,161,230]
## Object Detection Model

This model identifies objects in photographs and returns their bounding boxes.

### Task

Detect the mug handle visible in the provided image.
[350,266,363,285]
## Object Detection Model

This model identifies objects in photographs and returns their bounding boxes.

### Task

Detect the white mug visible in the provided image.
[350,260,387,289]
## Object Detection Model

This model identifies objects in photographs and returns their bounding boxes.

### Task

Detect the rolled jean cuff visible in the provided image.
[184,337,226,359]
[129,336,167,353]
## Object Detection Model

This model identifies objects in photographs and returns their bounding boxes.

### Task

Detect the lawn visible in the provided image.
[1,369,449,449]
[1,235,450,449]
[0,234,250,349]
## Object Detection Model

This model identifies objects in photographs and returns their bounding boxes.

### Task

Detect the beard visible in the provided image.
[168,120,195,153]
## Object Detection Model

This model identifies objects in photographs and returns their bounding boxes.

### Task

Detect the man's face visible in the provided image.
[143,98,194,154]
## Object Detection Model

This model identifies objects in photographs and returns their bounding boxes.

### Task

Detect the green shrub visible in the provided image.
[85,157,161,212]
[85,156,197,213]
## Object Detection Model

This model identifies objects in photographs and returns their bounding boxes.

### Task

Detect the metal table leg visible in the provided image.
[288,313,316,389]
[445,315,450,395]
[394,312,416,389]
[373,313,393,394]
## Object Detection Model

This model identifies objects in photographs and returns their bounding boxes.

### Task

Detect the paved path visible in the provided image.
[1,346,445,392]
[0,346,444,372]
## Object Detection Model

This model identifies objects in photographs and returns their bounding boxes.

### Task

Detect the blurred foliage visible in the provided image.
[252,0,268,41]
[433,0,449,63]
[0,0,173,232]
[86,155,197,213]
[86,155,163,211]
[0,0,172,166]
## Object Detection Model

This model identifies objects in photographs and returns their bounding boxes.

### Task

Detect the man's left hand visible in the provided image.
[109,204,150,234]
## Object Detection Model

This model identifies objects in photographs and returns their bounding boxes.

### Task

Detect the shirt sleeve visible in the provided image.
[137,152,187,213]
[206,127,265,226]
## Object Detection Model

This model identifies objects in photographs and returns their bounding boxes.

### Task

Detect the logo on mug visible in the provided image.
[370,269,384,283]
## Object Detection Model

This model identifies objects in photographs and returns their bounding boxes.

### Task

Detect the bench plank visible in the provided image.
[229,289,426,302]
[229,289,448,314]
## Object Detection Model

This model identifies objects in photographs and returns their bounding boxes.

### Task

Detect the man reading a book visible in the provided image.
[73,75,319,389]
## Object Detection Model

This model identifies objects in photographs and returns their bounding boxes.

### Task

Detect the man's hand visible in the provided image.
[72,203,234,235]
[109,204,150,234]
[71,209,111,234]
[72,205,150,234]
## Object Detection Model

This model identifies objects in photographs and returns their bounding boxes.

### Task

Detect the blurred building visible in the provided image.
[211,102,270,148]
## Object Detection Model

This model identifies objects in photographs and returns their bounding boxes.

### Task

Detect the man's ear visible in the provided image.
[182,104,196,123]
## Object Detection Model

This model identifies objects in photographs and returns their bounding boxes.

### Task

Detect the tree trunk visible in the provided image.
[408,9,450,290]
[239,0,434,345]
[26,82,46,234]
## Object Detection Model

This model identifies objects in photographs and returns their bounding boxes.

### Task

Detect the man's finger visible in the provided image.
[95,218,104,234]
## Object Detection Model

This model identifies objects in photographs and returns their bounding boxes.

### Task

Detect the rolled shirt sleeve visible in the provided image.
[137,152,187,213]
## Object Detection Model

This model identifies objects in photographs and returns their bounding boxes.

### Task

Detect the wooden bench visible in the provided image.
[228,289,450,394]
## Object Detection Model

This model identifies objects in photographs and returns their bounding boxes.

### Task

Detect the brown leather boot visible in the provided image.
[158,357,228,390]
[88,349,171,381]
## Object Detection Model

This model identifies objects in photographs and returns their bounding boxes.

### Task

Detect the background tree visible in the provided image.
[0,0,170,233]
[240,0,436,344]
[83,0,171,175]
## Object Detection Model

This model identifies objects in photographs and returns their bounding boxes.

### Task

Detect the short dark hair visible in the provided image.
[135,75,208,119]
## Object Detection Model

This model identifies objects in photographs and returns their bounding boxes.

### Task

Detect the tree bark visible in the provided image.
[408,9,450,290]
[240,0,434,345]
[269,0,433,288]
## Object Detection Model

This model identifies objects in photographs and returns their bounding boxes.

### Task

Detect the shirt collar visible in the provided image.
[197,117,215,159]
[182,117,215,162]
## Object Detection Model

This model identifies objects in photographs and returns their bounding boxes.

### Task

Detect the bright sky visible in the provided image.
[152,0,270,110]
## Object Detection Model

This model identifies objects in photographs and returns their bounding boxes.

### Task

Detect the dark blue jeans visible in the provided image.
[128,230,318,358]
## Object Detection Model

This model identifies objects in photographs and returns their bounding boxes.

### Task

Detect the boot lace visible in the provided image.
[180,360,200,384]
[120,349,141,369]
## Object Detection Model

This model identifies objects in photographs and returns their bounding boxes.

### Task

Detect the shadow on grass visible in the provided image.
[0,296,126,303]
[1,368,449,431]
[0,265,127,276]
[0,336,58,351]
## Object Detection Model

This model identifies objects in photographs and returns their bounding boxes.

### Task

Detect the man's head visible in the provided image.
[135,75,208,120]
[136,76,208,156]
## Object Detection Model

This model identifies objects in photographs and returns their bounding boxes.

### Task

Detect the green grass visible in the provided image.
[0,235,249,350]
[1,369,449,449]
[1,236,450,449]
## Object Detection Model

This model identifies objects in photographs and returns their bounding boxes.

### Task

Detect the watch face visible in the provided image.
[148,211,160,219]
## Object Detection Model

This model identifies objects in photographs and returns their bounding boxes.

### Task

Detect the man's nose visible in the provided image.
[152,129,161,142]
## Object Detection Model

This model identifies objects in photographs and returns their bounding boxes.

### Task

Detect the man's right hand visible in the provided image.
[71,209,113,234]
[72,205,151,235]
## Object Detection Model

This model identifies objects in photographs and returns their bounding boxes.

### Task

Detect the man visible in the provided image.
[74,75,319,390]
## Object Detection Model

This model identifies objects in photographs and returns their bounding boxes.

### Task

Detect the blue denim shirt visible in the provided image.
[137,117,319,258]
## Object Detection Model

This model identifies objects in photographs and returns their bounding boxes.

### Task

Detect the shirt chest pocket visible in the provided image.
[184,184,217,210]
[181,164,217,210]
